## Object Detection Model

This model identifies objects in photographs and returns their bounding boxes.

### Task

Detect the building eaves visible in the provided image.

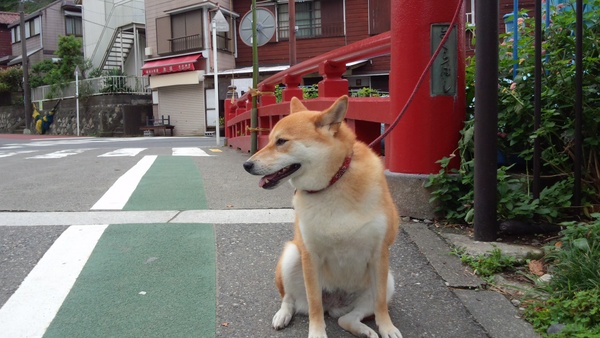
[0,11,20,25]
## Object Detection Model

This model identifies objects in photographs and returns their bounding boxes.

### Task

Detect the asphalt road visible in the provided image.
[0,134,538,338]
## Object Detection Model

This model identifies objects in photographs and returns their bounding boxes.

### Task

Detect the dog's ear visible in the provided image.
[317,95,348,133]
[290,97,308,114]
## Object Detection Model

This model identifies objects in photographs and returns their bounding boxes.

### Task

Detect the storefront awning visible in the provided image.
[142,53,204,76]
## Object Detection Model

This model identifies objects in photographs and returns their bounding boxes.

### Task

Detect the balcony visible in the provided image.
[169,34,203,54]
[278,21,344,40]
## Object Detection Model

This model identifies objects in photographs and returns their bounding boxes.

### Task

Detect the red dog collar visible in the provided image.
[304,155,352,194]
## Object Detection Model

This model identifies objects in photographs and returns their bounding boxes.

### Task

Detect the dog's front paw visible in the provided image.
[308,331,327,338]
[379,324,403,338]
[272,308,293,330]
[308,323,327,338]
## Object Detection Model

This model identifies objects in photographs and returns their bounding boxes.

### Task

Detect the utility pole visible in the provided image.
[289,0,296,66]
[19,0,32,134]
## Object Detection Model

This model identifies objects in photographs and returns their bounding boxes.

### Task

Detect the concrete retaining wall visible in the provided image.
[0,95,152,136]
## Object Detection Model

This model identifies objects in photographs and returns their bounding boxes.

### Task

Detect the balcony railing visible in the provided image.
[278,21,345,40]
[31,76,151,102]
[170,34,203,53]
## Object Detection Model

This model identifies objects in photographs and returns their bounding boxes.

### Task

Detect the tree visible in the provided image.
[29,35,87,88]
[0,67,23,93]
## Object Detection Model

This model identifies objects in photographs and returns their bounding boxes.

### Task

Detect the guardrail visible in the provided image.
[31,76,151,102]
[225,31,392,154]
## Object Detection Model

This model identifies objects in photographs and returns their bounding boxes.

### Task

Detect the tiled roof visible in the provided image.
[0,12,19,25]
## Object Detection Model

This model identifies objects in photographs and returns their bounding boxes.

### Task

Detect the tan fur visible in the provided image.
[244,96,403,338]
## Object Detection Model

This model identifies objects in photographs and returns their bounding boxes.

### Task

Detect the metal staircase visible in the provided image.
[102,28,135,72]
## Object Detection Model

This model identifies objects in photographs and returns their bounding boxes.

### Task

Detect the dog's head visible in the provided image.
[243,95,355,190]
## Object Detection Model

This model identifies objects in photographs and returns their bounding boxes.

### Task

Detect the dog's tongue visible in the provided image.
[259,173,279,189]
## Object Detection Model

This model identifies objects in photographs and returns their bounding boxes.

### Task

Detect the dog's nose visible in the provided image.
[243,161,254,173]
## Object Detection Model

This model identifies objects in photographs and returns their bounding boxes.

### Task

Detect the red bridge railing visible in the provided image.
[225,32,392,156]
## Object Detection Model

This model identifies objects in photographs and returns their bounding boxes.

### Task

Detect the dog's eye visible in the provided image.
[275,138,288,146]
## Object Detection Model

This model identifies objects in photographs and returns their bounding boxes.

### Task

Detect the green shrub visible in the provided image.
[547,214,600,295]
[523,214,600,335]
[427,0,600,224]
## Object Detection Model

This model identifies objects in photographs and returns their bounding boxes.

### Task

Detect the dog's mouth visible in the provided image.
[259,163,301,189]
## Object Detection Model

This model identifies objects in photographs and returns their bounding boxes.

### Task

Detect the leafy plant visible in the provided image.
[452,247,521,278]
[101,68,132,93]
[302,84,319,99]
[427,0,600,224]
[524,289,600,336]
[0,67,23,93]
[546,213,600,295]
[29,35,92,100]
[523,214,600,335]
[351,87,382,97]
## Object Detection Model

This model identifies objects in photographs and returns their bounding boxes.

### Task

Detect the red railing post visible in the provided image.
[224,99,235,138]
[259,83,277,106]
[236,99,247,137]
[318,61,348,98]
[282,75,303,101]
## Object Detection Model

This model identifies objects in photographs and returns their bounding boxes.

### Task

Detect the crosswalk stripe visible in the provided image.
[98,148,147,157]
[1,147,216,159]
[91,155,157,210]
[172,147,210,156]
[0,150,37,158]
[27,148,92,159]
[0,224,108,338]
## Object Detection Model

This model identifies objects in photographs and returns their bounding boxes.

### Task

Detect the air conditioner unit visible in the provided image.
[144,47,153,56]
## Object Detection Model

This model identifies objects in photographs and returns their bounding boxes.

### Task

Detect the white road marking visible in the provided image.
[0,209,295,226]
[90,155,157,210]
[98,148,147,157]
[27,148,92,159]
[172,147,210,156]
[0,224,108,338]
[0,150,38,158]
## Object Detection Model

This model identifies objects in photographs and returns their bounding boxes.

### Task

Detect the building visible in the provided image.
[82,0,146,76]
[8,0,82,67]
[142,0,239,136]
[232,0,392,93]
[0,12,20,68]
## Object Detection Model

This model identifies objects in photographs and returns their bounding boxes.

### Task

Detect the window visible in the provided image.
[278,1,322,39]
[369,0,390,35]
[11,27,20,43]
[66,16,82,36]
[170,10,203,53]
[11,16,40,43]
[26,17,41,38]
[466,0,475,26]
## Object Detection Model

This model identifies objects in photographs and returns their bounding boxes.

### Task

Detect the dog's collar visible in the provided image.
[304,155,353,194]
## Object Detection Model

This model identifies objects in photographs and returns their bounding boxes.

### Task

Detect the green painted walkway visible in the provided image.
[124,156,208,211]
[43,156,217,337]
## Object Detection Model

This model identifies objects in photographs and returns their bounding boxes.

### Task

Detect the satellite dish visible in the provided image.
[239,7,276,47]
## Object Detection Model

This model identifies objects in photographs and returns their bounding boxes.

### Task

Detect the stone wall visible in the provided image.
[0,94,152,136]
[0,105,25,133]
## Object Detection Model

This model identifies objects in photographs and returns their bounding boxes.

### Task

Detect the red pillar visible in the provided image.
[387,0,466,174]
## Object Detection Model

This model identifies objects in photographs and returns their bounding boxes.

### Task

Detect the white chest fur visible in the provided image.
[294,191,388,291]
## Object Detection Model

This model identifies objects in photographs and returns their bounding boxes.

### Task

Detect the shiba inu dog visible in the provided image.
[243,95,402,338]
